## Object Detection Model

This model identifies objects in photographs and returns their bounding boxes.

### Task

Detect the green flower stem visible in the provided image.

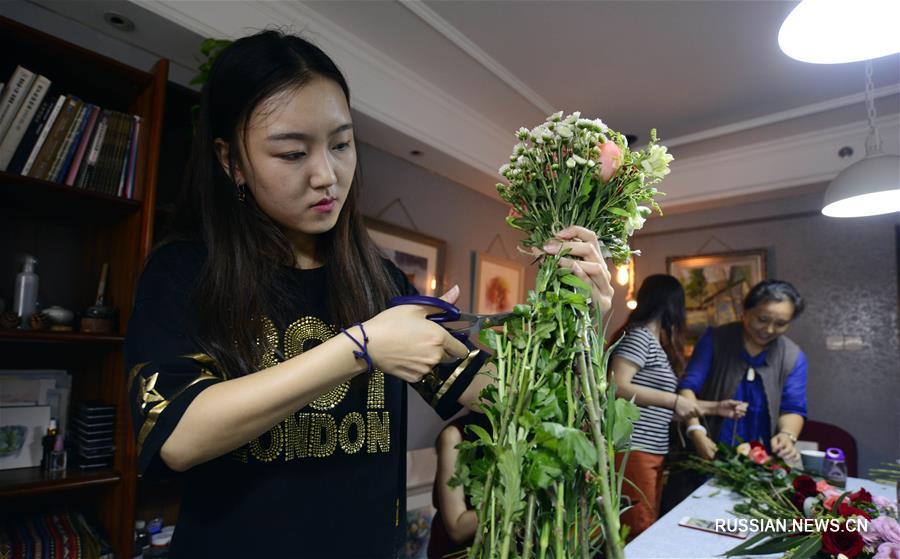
[555,481,565,559]
[576,314,623,559]
[522,493,537,559]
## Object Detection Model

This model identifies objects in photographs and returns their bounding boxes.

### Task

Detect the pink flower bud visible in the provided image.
[597,141,623,182]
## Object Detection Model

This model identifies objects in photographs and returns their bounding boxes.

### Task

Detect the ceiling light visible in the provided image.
[822,62,900,218]
[103,12,135,32]
[778,0,900,64]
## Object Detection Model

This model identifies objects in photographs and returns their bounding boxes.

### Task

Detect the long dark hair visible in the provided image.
[611,274,687,375]
[169,30,397,377]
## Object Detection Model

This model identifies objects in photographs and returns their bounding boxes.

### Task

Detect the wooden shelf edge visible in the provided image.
[0,468,121,498]
[0,330,124,344]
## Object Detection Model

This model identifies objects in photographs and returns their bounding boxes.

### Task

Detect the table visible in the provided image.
[625,477,895,558]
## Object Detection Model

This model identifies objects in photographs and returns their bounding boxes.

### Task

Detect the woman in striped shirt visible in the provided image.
[610,275,747,538]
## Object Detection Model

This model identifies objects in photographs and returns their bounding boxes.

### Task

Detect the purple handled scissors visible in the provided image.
[388,295,514,343]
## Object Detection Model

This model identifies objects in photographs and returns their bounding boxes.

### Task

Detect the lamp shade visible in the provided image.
[779,0,900,64]
[822,154,900,217]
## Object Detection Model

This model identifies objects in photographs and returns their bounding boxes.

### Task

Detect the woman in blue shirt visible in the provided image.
[678,280,807,463]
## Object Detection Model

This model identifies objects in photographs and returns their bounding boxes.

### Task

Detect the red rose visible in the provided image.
[821,523,864,558]
[793,475,818,497]
[749,440,765,450]
[850,488,873,504]
[838,502,872,520]
[790,491,807,512]
[769,463,791,473]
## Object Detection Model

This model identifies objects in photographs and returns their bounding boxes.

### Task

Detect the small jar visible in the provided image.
[149,533,172,558]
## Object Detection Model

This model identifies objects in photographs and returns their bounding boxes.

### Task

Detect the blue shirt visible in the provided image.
[678,327,808,448]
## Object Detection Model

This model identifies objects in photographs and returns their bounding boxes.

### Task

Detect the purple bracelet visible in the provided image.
[340,323,372,373]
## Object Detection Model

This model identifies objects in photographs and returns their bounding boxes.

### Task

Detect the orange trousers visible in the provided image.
[615,451,665,540]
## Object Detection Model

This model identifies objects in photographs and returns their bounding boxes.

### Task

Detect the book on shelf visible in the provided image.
[0,74,51,170]
[0,512,114,559]
[0,65,35,141]
[26,94,80,181]
[1,65,141,198]
[19,94,65,176]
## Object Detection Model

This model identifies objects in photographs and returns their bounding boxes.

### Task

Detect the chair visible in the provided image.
[799,420,858,477]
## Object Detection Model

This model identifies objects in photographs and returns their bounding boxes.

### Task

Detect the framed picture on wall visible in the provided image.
[365,217,445,296]
[472,252,526,315]
[667,249,768,353]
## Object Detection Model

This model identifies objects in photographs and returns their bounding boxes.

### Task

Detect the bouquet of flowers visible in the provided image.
[686,442,900,559]
[451,112,671,559]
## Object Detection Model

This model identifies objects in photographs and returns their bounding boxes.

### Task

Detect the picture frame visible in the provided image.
[472,252,526,315]
[365,218,445,297]
[0,405,51,471]
[667,249,768,353]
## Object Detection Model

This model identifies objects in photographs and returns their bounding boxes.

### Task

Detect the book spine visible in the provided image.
[6,92,53,175]
[125,115,141,198]
[46,100,85,183]
[0,66,35,141]
[0,74,50,170]
[64,105,100,186]
[96,111,128,195]
[53,101,92,183]
[26,95,77,180]
[76,110,108,190]
[21,94,64,175]
[116,116,135,197]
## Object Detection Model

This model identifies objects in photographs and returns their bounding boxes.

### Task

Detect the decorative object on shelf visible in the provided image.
[455,112,670,559]
[365,216,445,296]
[667,249,767,355]
[42,305,75,331]
[778,0,900,64]
[822,61,900,218]
[12,254,39,330]
[471,251,525,315]
[0,310,21,330]
[81,263,116,334]
[71,401,115,470]
[29,311,49,331]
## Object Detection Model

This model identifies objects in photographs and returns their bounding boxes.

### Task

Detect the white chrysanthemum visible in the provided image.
[516,127,529,140]
[572,154,587,166]
[557,125,573,139]
[547,111,564,122]
[566,157,577,169]
[592,118,608,132]
[641,145,674,178]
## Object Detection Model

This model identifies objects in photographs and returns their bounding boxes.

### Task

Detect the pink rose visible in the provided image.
[874,495,899,514]
[875,542,900,559]
[597,141,623,182]
[865,516,900,546]
[824,492,850,511]
[817,480,836,494]
[748,446,771,465]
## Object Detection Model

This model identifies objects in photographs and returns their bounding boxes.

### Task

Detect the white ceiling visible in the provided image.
[23,0,900,206]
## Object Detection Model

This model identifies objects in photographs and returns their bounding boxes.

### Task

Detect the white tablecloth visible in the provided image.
[625,477,895,559]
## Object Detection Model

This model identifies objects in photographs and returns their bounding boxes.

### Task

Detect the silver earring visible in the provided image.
[236,183,247,202]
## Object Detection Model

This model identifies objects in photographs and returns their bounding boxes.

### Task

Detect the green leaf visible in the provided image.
[611,398,641,448]
[560,273,591,293]
[607,207,631,217]
[526,450,562,489]
[467,425,493,446]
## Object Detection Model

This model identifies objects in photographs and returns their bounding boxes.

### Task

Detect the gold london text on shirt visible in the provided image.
[233,315,390,463]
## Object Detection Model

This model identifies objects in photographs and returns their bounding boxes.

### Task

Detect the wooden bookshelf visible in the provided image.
[0,467,120,498]
[0,330,124,344]
[0,16,166,557]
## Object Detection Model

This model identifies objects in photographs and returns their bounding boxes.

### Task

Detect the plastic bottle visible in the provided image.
[823,447,848,488]
[12,255,39,329]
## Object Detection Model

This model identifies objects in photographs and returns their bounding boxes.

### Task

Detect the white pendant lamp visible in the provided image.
[779,0,900,64]
[821,62,900,218]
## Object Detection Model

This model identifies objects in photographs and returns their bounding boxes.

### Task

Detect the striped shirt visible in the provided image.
[612,326,677,454]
